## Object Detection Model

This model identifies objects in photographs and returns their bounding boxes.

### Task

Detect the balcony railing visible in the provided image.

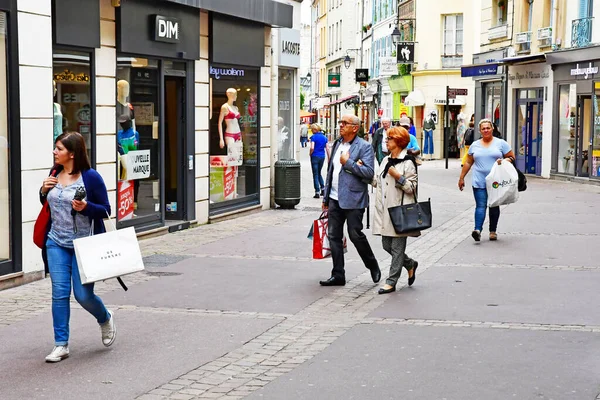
[488,24,509,41]
[516,31,532,53]
[572,17,593,48]
[537,27,552,48]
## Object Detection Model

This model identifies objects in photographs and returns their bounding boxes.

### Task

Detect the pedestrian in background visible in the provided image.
[461,115,476,167]
[39,132,116,363]
[458,119,515,242]
[320,114,381,287]
[408,116,417,137]
[399,116,422,161]
[372,127,419,294]
[300,121,309,148]
[372,117,391,164]
[310,123,329,198]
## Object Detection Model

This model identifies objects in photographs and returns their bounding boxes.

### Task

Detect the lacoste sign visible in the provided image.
[154,15,180,43]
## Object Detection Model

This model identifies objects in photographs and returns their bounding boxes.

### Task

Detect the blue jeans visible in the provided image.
[423,129,434,155]
[46,238,109,346]
[311,155,325,193]
[473,188,500,232]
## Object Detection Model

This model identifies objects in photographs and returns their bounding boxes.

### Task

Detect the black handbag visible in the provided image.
[388,182,432,234]
[516,167,527,192]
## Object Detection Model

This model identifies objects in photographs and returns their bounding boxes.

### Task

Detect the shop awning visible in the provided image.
[300,110,316,118]
[404,89,425,106]
[165,0,293,28]
[461,63,499,77]
[498,53,546,65]
[545,44,600,65]
[325,95,360,107]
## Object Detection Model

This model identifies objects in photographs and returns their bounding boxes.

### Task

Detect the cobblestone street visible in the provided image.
[2,149,600,399]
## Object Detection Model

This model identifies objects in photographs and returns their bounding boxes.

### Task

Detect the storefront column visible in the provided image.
[194,10,210,224]
[96,0,117,217]
[263,26,273,209]
[18,0,53,276]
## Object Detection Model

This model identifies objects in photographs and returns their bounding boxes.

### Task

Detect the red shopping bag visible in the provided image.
[312,212,347,259]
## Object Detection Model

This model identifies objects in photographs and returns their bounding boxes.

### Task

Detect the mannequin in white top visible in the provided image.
[117,79,136,132]
[218,88,242,149]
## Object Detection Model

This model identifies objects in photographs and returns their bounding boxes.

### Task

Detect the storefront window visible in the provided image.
[592,82,600,178]
[0,13,9,262]
[53,50,92,160]
[557,84,577,174]
[116,57,161,223]
[278,69,294,160]
[209,66,259,204]
[484,82,502,135]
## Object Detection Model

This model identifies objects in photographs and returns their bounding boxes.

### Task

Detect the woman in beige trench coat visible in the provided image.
[372,127,419,294]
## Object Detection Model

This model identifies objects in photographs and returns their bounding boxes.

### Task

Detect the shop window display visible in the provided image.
[116,57,161,223]
[209,67,259,204]
[0,13,9,262]
[52,50,92,160]
[557,84,576,174]
[278,69,294,160]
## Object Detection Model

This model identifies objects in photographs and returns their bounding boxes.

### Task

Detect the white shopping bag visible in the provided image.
[227,141,243,166]
[74,217,145,285]
[485,160,519,207]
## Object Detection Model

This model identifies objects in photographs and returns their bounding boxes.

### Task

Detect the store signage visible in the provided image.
[154,15,180,43]
[209,66,245,80]
[328,73,341,87]
[355,69,369,82]
[447,88,468,99]
[117,181,135,221]
[54,69,90,83]
[279,28,301,68]
[125,150,151,180]
[570,63,598,79]
[461,64,498,77]
[396,42,415,64]
[379,57,397,77]
[508,68,550,84]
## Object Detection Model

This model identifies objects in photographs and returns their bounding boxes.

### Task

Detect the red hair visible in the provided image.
[387,127,410,149]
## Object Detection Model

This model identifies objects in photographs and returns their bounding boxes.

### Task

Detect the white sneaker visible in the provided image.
[100,310,116,347]
[45,345,69,363]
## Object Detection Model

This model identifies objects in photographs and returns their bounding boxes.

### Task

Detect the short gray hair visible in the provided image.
[479,118,493,129]
[381,117,391,123]
[343,114,360,125]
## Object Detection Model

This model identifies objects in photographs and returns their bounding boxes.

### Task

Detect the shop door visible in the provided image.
[164,76,185,220]
[517,101,543,175]
[576,95,593,177]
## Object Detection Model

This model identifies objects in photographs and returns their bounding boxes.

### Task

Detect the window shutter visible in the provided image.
[579,0,591,18]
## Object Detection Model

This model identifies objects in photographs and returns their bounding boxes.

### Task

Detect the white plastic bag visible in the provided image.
[485,160,519,207]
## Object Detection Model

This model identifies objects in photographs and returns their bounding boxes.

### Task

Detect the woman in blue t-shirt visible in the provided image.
[458,119,515,242]
[309,123,329,198]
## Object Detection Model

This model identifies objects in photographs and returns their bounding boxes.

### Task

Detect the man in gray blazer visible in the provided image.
[320,114,381,286]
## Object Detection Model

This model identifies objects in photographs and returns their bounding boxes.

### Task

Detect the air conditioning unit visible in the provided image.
[507,47,517,57]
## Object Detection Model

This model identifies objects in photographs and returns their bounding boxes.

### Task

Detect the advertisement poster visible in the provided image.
[124,149,151,180]
[210,156,237,202]
[117,180,135,220]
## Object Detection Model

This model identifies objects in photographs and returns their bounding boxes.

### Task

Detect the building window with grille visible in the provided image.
[441,14,463,69]
[493,0,508,25]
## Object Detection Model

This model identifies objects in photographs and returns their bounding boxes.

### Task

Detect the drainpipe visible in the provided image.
[271,28,279,208]
[551,0,558,44]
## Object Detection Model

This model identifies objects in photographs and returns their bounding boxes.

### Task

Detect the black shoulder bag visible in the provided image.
[387,173,432,234]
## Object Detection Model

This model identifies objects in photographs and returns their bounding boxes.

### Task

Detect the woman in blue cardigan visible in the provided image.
[39,132,115,362]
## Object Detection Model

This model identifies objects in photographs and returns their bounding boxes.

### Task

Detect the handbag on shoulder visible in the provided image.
[388,182,432,234]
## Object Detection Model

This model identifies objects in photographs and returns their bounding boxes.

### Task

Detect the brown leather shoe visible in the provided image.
[489,232,498,241]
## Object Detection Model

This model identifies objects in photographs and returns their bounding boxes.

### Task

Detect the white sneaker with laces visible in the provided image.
[100,310,116,347]
[45,345,69,362]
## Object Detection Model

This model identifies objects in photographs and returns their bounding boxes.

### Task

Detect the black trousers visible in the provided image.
[328,199,379,279]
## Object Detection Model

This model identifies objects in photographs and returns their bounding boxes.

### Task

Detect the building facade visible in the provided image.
[411,0,477,160]
[0,0,297,288]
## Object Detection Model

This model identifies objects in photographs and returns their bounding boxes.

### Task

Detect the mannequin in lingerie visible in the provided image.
[218,88,242,150]
[53,80,63,142]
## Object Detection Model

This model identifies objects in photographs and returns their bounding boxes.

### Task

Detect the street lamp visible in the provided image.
[391,26,402,46]
[343,55,352,69]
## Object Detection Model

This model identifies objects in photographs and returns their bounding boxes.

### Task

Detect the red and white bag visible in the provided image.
[312,212,347,259]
